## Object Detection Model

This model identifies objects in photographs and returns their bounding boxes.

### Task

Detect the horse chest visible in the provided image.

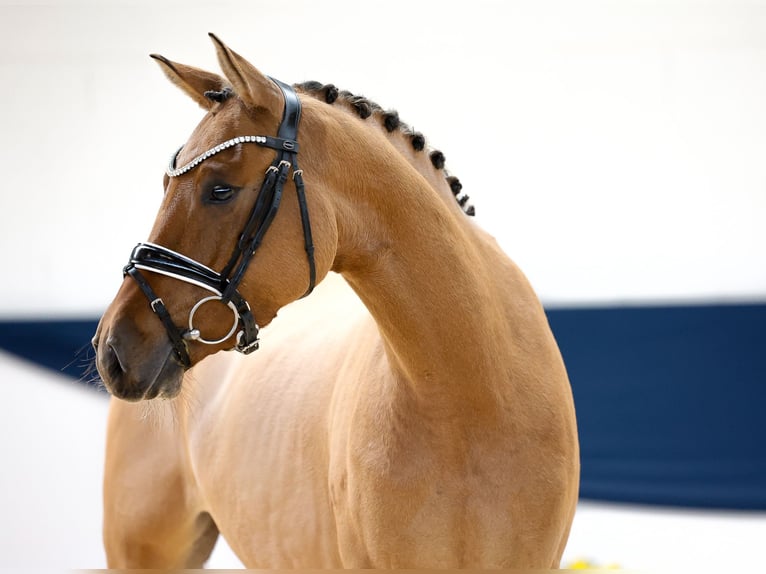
[187,383,342,567]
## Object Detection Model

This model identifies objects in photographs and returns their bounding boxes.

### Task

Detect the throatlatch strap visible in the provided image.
[124,266,191,368]
[293,162,316,297]
[273,77,316,297]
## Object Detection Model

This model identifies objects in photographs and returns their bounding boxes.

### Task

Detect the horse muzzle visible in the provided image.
[93,319,185,402]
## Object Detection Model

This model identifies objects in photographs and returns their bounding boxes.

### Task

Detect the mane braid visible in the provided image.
[409,132,426,151]
[295,80,476,216]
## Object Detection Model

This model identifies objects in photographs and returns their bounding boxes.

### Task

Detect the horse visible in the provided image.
[93,34,579,569]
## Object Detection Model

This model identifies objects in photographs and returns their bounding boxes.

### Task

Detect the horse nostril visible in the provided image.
[91,335,99,352]
[106,337,127,374]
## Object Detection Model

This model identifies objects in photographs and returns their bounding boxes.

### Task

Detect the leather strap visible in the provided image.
[221,159,290,302]
[258,135,299,153]
[293,164,315,297]
[219,77,315,301]
[271,77,301,142]
[124,265,191,368]
[273,77,316,297]
[126,243,261,355]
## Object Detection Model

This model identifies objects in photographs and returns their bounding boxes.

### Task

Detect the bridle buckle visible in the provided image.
[236,330,260,354]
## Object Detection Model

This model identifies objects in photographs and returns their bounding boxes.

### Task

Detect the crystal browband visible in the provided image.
[166,134,299,178]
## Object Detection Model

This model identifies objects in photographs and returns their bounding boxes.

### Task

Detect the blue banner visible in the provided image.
[2,303,765,510]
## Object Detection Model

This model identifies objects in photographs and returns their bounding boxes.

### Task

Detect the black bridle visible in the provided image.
[123,78,315,368]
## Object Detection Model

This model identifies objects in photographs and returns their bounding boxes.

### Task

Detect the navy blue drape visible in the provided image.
[2,302,765,510]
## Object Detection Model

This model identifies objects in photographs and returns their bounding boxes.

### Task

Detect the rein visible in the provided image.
[123,78,315,368]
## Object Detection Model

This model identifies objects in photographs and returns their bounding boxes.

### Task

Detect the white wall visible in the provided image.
[1,0,764,317]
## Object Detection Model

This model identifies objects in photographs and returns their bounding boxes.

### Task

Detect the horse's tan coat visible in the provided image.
[97,36,579,569]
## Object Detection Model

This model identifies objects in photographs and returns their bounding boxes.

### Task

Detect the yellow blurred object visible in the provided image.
[565,557,621,570]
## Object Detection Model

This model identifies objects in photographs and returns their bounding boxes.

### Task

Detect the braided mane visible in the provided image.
[294,81,475,217]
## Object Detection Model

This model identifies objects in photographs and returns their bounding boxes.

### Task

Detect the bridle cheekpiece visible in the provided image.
[122,78,316,369]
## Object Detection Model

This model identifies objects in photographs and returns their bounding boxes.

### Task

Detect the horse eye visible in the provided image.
[209,185,236,203]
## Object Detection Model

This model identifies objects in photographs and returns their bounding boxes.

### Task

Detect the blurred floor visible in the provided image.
[1,350,763,571]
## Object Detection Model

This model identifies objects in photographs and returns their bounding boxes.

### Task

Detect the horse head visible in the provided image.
[93,34,338,400]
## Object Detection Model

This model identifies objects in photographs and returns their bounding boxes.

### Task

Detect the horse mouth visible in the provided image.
[97,341,185,402]
[141,354,184,400]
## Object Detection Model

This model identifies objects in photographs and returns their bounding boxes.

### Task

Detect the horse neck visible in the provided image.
[296,82,473,219]
[303,101,528,410]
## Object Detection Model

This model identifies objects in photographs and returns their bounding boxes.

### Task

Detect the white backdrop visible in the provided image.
[1,0,765,318]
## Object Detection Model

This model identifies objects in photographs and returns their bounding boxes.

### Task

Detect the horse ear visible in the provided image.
[208,33,283,117]
[150,53,225,111]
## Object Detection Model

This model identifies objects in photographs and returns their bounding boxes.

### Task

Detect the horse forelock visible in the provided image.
[203,86,234,103]
[295,81,475,217]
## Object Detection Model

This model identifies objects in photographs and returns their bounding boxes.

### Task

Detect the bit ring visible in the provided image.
[186,296,240,345]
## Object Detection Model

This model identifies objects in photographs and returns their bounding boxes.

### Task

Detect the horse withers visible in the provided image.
[93,34,579,568]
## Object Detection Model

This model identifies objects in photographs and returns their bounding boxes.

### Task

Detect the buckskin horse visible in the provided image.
[92,34,579,569]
